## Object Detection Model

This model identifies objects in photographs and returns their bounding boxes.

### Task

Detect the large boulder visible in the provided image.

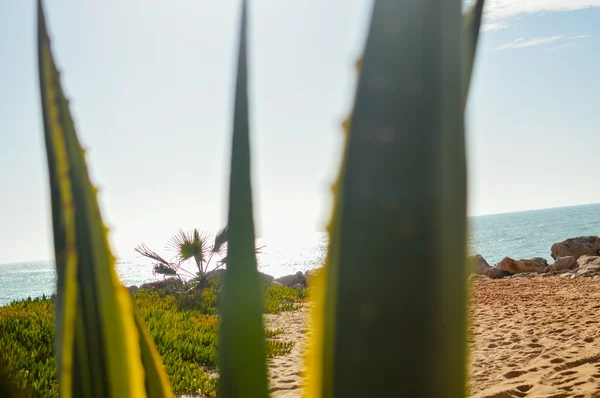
[205,268,227,282]
[275,271,307,288]
[485,267,511,279]
[551,256,576,271]
[576,255,600,274]
[127,285,139,294]
[468,254,492,275]
[551,236,600,260]
[259,272,275,285]
[495,257,548,275]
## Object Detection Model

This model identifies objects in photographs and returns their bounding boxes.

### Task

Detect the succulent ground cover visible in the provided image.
[0,282,307,397]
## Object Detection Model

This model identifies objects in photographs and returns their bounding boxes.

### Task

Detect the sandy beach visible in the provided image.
[183,277,600,398]
[265,277,600,398]
[469,277,600,397]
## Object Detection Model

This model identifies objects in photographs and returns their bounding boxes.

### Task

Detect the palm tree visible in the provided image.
[135,227,263,287]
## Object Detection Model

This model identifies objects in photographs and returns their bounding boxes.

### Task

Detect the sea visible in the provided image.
[2,202,600,306]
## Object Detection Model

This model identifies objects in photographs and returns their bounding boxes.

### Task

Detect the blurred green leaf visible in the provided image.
[462,0,485,109]
[307,1,473,397]
[37,1,172,396]
[218,1,269,397]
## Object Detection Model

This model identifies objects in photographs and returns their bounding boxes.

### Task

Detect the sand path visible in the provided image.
[264,305,310,397]
[178,306,309,398]
[265,278,600,397]
[183,277,600,397]
[469,278,600,398]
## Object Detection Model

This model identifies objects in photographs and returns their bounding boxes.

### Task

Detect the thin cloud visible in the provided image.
[570,35,589,39]
[496,35,562,50]
[544,42,578,51]
[482,22,510,32]
[485,0,600,21]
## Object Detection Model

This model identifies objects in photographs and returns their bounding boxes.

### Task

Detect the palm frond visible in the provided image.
[167,229,211,266]
[213,226,228,254]
[152,264,178,277]
[135,244,172,267]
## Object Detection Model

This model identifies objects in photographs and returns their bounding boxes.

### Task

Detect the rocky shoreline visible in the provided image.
[470,235,600,281]
[127,268,321,294]
[129,236,600,293]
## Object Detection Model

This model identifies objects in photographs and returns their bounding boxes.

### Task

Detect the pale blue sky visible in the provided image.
[1,1,599,264]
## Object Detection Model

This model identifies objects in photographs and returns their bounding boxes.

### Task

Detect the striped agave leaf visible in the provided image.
[218,1,269,397]
[305,1,484,397]
[37,1,172,397]
[462,0,485,110]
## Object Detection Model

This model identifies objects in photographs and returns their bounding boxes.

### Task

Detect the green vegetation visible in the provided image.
[306,1,485,397]
[135,227,264,287]
[1,0,485,396]
[0,283,306,398]
[135,228,228,282]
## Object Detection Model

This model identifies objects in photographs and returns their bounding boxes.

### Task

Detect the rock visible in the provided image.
[205,268,227,282]
[551,256,576,271]
[127,285,139,294]
[531,257,550,273]
[576,255,600,274]
[275,271,307,288]
[469,254,493,275]
[513,272,538,279]
[495,257,548,274]
[469,273,488,281]
[485,267,511,279]
[139,278,183,290]
[560,272,574,278]
[551,236,600,260]
[259,272,275,284]
[292,283,305,289]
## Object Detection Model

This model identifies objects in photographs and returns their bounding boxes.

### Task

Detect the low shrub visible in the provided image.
[0,284,306,397]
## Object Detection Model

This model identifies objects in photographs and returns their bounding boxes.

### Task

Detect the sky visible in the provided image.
[1,1,599,264]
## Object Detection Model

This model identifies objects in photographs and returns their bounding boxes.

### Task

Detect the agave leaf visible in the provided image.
[303,134,345,398]
[218,1,269,397]
[134,312,173,398]
[37,1,171,397]
[307,1,469,397]
[304,71,357,398]
[461,0,485,110]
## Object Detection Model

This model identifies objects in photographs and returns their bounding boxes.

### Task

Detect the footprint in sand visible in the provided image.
[560,370,577,376]
[504,370,527,379]
[515,384,533,393]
